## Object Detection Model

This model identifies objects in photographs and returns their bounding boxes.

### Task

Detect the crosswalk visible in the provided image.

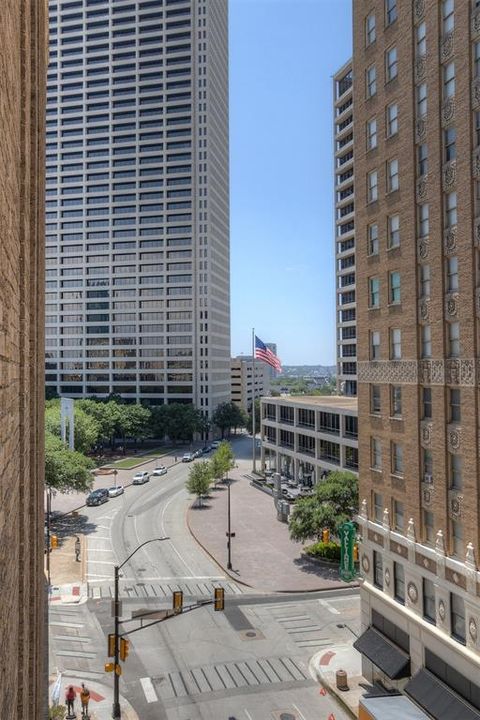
[252,600,334,650]
[155,655,311,701]
[88,578,243,600]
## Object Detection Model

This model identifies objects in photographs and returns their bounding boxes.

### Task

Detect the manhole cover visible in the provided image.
[336,623,345,628]
[136,582,146,587]
[245,631,256,638]
[279,714,296,720]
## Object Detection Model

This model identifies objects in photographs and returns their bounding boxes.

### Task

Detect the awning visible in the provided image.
[353,627,410,680]
[406,669,480,720]
[359,693,431,720]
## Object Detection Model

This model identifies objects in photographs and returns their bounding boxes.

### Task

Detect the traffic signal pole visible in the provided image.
[112,564,120,719]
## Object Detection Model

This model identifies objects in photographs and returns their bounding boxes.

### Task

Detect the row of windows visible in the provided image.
[368,321,461,362]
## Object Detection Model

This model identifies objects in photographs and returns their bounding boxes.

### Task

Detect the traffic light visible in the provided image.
[214,587,224,611]
[108,633,116,657]
[322,529,330,544]
[104,662,114,673]
[50,534,58,549]
[353,543,359,562]
[119,637,130,662]
[173,590,183,614]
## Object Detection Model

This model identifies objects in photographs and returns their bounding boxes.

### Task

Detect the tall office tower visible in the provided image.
[0,1,47,717]
[265,342,279,380]
[45,0,230,414]
[354,0,480,713]
[334,61,357,397]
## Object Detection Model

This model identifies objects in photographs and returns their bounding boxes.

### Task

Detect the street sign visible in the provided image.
[339,521,356,582]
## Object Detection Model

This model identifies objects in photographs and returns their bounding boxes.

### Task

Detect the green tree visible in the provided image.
[246,399,261,435]
[161,403,202,443]
[116,403,152,445]
[77,399,121,448]
[186,461,212,507]
[45,433,95,493]
[45,402,101,454]
[288,471,358,542]
[212,402,244,438]
[210,441,235,486]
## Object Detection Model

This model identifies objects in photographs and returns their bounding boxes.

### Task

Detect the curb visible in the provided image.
[308,656,358,720]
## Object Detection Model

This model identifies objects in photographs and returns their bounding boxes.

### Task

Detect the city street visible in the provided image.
[49,438,358,719]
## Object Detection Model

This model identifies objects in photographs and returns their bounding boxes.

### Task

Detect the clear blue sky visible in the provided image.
[229,0,352,365]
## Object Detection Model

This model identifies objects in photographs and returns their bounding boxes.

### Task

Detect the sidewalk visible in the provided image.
[187,468,354,593]
[309,627,366,719]
[49,673,138,720]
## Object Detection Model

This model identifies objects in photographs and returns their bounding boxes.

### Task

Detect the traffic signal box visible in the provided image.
[108,633,116,657]
[214,587,225,611]
[50,535,58,549]
[173,590,183,614]
[322,529,330,543]
[119,638,130,662]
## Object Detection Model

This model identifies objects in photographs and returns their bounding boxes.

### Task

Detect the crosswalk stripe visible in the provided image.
[140,677,158,704]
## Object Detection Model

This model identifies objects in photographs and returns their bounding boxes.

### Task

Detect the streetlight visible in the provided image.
[45,487,52,585]
[226,478,235,570]
[112,537,169,719]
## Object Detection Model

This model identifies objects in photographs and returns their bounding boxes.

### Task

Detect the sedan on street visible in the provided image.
[108,485,125,498]
[182,453,195,462]
[132,471,150,485]
[152,466,167,476]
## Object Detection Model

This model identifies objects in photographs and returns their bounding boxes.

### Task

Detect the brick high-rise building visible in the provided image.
[0,1,47,718]
[45,0,230,414]
[354,0,480,714]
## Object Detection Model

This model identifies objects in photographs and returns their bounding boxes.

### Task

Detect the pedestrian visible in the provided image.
[75,537,80,562]
[65,685,76,717]
[80,683,90,718]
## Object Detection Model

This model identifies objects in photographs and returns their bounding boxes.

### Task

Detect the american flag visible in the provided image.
[255,336,281,371]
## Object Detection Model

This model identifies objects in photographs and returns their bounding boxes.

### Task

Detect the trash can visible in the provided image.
[336,669,349,691]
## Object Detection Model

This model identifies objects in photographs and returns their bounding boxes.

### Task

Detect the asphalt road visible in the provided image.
[49,441,357,720]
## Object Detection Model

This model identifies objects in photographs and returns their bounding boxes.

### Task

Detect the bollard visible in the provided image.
[336,669,349,691]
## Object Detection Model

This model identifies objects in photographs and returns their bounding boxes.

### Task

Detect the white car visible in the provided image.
[182,453,195,462]
[108,485,125,498]
[152,466,167,476]
[210,441,220,449]
[132,471,150,485]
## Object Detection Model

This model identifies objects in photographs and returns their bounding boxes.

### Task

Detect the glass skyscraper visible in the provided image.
[45,0,230,412]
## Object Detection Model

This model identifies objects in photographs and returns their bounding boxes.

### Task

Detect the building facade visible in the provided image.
[230,356,270,413]
[45,0,230,414]
[260,396,358,485]
[354,0,480,714]
[0,1,48,717]
[334,60,357,397]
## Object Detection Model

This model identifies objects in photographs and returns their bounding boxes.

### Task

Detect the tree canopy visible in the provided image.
[45,433,95,493]
[288,471,358,543]
[185,461,212,506]
[210,441,235,485]
[211,402,246,438]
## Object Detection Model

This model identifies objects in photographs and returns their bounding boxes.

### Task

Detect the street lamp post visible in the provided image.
[112,537,168,719]
[226,478,235,571]
[46,488,52,585]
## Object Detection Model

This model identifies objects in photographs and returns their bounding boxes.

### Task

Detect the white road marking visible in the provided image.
[319,599,340,615]
[87,559,116,565]
[292,703,307,720]
[244,710,254,720]
[140,677,158,703]
[87,548,115,553]
[119,575,225,581]
[86,574,112,579]
[49,621,84,628]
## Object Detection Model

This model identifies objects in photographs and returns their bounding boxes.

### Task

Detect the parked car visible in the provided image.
[132,471,150,485]
[210,441,220,449]
[201,446,211,454]
[182,453,195,462]
[152,466,167,476]
[86,488,109,506]
[193,449,202,458]
[108,485,125,498]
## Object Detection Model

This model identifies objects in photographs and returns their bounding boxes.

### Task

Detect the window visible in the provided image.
[389,271,401,304]
[448,321,460,357]
[373,491,383,519]
[391,385,402,417]
[385,46,398,81]
[447,256,458,292]
[450,453,462,489]
[423,448,433,481]
[420,264,431,298]
[373,550,383,589]
[367,170,378,202]
[394,562,405,603]
[386,103,398,136]
[451,519,463,559]
[387,158,399,192]
[450,592,466,644]
[444,127,456,162]
[368,223,379,255]
[367,117,377,150]
[445,191,457,227]
[450,388,461,423]
[392,442,403,475]
[417,83,427,117]
[422,387,432,419]
[416,21,426,56]
[443,62,455,99]
[421,325,432,358]
[424,510,434,544]
[385,0,397,25]
[366,65,377,98]
[418,204,429,238]
[388,214,400,248]
[423,578,436,624]
[390,328,401,359]
[442,0,454,36]
[365,13,376,45]
[371,385,381,414]
[371,330,381,359]
[418,143,428,176]
[369,276,380,307]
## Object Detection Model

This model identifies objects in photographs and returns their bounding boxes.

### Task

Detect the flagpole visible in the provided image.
[252,328,256,473]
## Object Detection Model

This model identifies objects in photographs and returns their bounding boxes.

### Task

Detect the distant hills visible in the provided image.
[279,365,336,378]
